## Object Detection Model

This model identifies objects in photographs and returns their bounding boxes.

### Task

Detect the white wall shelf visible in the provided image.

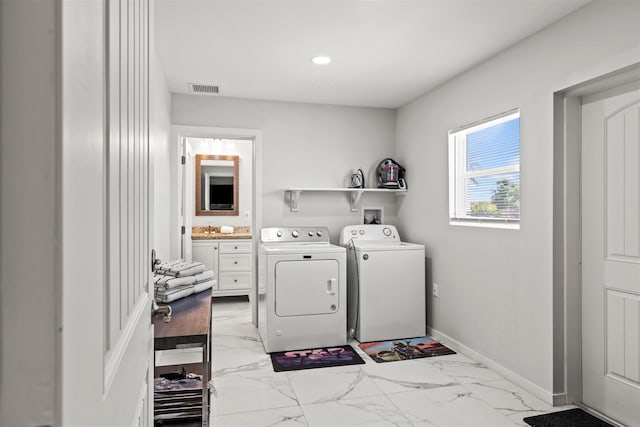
[285,187,407,212]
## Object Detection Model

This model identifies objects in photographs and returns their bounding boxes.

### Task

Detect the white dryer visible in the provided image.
[340,225,425,342]
[258,227,346,353]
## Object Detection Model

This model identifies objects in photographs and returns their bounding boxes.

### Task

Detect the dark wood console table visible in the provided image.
[154,289,212,425]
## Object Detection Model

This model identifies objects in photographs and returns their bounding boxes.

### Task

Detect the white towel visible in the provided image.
[155,279,215,302]
[160,261,205,277]
[166,260,192,271]
[156,286,194,303]
[193,279,215,293]
[220,226,234,234]
[155,275,196,290]
[155,283,191,297]
[158,259,181,269]
[170,261,203,273]
[194,270,215,284]
[175,264,206,277]
[156,259,186,274]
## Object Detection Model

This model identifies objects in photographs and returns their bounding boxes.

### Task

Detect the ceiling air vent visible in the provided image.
[188,83,220,95]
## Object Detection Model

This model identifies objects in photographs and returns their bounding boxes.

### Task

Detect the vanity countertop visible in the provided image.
[191,226,252,240]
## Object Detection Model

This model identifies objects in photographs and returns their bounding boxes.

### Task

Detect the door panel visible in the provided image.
[581,83,640,427]
[605,289,640,385]
[606,102,640,262]
[275,259,340,316]
[192,242,220,282]
[357,249,425,341]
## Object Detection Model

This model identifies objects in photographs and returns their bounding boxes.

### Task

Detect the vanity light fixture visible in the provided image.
[311,56,331,65]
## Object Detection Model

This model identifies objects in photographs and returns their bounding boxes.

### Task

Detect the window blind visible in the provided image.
[449,111,520,226]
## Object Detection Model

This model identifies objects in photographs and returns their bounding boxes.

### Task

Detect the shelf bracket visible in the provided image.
[289,190,302,212]
[350,190,364,212]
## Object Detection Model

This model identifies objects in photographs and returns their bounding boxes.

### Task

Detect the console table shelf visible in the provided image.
[285,187,407,212]
[154,289,212,425]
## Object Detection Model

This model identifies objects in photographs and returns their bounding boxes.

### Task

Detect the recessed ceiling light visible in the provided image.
[311,56,332,65]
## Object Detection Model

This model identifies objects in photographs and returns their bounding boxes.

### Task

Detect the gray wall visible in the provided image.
[172,95,397,244]
[395,0,639,398]
[0,1,58,425]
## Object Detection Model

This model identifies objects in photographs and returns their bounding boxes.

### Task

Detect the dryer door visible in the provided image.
[275,259,340,316]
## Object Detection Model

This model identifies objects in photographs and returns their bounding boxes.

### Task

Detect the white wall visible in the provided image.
[172,95,397,244]
[395,0,639,400]
[0,1,58,425]
[187,137,253,228]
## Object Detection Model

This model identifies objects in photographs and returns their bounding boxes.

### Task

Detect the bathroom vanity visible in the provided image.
[191,226,253,298]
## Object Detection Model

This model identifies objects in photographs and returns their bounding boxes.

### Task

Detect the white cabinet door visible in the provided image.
[192,242,219,288]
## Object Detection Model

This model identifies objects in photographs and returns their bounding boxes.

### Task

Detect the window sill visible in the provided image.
[449,220,520,230]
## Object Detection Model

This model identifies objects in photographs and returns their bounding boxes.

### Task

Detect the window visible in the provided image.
[448,110,520,228]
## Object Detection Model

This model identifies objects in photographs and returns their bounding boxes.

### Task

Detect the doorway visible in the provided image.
[171,125,263,325]
[556,65,640,427]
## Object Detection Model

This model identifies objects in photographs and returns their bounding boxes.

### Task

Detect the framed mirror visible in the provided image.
[195,154,239,216]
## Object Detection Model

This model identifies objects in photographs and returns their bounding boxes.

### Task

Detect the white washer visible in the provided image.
[258,227,347,353]
[340,224,425,342]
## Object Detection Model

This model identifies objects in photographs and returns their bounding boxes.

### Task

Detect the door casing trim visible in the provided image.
[553,63,640,408]
[171,124,263,326]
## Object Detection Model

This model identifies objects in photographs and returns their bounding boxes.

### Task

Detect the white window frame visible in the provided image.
[448,109,520,229]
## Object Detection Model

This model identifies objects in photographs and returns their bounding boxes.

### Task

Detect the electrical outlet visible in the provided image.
[432,283,439,297]
[243,211,250,220]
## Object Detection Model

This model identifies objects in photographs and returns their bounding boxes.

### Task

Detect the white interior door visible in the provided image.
[581,81,640,427]
[61,0,153,425]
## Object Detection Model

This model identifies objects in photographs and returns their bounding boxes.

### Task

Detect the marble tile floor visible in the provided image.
[155,297,573,427]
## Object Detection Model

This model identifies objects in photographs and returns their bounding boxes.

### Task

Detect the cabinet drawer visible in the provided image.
[218,272,251,290]
[219,253,251,271]
[219,241,252,254]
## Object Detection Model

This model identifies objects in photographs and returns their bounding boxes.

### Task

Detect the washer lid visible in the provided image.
[353,240,424,251]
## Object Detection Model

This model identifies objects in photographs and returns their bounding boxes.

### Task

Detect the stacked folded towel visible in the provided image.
[154,259,216,303]
[156,259,206,277]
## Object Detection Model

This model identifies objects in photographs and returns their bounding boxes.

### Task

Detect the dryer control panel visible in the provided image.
[261,226,330,243]
[339,224,400,245]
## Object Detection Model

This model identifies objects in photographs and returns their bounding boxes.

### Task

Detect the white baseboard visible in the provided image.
[428,327,565,406]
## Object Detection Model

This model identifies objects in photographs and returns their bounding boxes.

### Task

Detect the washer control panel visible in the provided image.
[261,226,329,243]
[339,224,400,245]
